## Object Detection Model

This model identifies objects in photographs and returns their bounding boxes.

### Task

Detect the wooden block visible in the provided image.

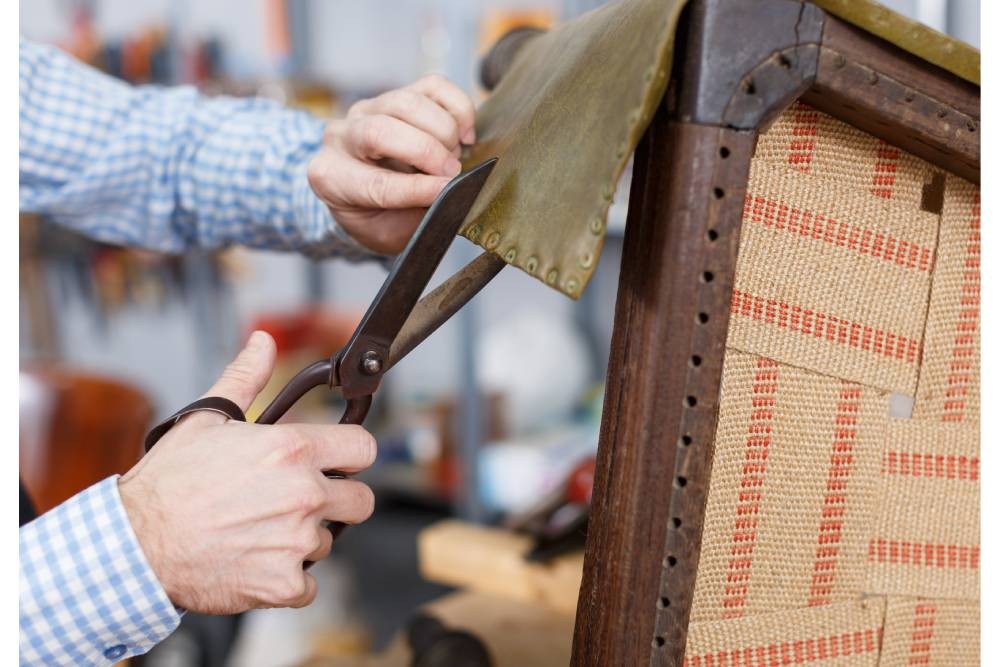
[417,520,583,615]
[301,591,575,667]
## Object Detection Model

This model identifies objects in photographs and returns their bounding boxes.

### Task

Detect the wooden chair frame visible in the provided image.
[568,1,979,664]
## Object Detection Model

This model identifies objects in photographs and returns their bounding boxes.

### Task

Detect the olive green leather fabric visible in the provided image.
[461,0,687,298]
[461,0,978,298]
[812,0,980,84]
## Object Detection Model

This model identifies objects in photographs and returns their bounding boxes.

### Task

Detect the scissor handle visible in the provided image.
[145,356,374,449]
[253,356,374,426]
[143,356,376,569]
[250,356,373,568]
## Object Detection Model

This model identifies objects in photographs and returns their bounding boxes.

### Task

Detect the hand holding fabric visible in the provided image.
[308,74,477,255]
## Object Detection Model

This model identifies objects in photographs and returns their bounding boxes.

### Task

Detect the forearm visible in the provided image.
[19,477,181,666]
[19,38,372,260]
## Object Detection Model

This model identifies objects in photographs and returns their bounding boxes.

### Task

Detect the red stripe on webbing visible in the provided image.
[787,102,819,174]
[807,382,861,606]
[741,194,933,273]
[682,628,881,666]
[721,358,778,618]
[871,141,901,199]
[942,194,980,423]
[730,289,921,364]
[907,603,937,665]
[882,451,979,481]
[868,540,979,569]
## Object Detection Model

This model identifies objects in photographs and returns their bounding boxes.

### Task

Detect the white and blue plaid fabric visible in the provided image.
[18,37,379,665]
[19,37,374,261]
[20,477,181,665]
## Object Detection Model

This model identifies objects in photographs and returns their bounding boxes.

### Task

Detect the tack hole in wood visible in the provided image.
[701,271,715,283]
[719,146,730,158]
[697,312,709,324]
[659,597,671,609]
[666,555,678,567]
[672,517,683,528]
[685,395,697,407]
[680,434,692,447]
[675,476,688,488]
[690,355,703,367]
[655,636,665,647]
[713,187,725,199]
[707,228,719,242]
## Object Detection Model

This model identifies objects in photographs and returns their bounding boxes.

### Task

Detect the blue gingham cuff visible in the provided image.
[20,476,181,665]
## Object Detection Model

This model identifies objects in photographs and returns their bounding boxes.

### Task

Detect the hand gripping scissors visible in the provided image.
[143,158,503,545]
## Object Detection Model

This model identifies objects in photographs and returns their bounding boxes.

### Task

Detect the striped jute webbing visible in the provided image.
[729,160,937,394]
[865,420,980,601]
[685,599,885,666]
[690,351,886,622]
[686,104,980,664]
[877,597,979,666]
[913,176,981,424]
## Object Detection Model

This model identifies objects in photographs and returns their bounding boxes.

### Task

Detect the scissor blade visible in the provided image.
[338,157,497,398]
[386,251,506,372]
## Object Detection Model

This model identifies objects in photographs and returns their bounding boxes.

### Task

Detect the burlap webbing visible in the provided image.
[913,176,981,423]
[754,102,933,209]
[877,597,979,666]
[687,104,979,664]
[728,161,937,394]
[691,351,886,623]
[865,421,979,600]
[684,598,885,666]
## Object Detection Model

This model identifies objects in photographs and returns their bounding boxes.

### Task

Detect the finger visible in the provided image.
[345,114,461,177]
[180,331,276,429]
[321,479,376,525]
[343,161,451,211]
[408,74,476,145]
[204,330,276,409]
[365,89,461,151]
[274,423,378,473]
[333,207,425,257]
[303,523,334,564]
[364,207,425,254]
[286,572,318,609]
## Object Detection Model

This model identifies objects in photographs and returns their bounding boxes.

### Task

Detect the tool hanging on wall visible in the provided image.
[24,217,231,324]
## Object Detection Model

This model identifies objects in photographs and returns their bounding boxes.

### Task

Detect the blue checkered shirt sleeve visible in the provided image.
[20,477,181,665]
[19,36,375,261]
[18,36,386,665]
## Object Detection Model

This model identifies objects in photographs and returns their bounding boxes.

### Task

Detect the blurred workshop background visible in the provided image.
[18,1,979,666]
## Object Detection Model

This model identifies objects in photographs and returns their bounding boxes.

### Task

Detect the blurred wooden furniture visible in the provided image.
[303,591,575,667]
[299,521,581,666]
[20,367,152,513]
[418,520,583,614]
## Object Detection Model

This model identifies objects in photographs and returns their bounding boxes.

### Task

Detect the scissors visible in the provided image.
[143,158,503,507]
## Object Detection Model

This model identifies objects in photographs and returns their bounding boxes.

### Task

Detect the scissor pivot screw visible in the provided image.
[360,351,383,375]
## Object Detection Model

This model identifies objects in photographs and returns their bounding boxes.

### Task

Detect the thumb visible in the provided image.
[202,330,277,412]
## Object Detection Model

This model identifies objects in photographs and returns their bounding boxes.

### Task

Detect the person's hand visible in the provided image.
[118,331,377,614]
[308,74,476,255]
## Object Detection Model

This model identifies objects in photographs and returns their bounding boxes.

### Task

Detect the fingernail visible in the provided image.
[462,128,476,144]
[445,157,462,177]
[247,330,268,349]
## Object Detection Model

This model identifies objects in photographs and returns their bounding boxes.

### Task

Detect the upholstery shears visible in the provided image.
[144,157,502,468]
